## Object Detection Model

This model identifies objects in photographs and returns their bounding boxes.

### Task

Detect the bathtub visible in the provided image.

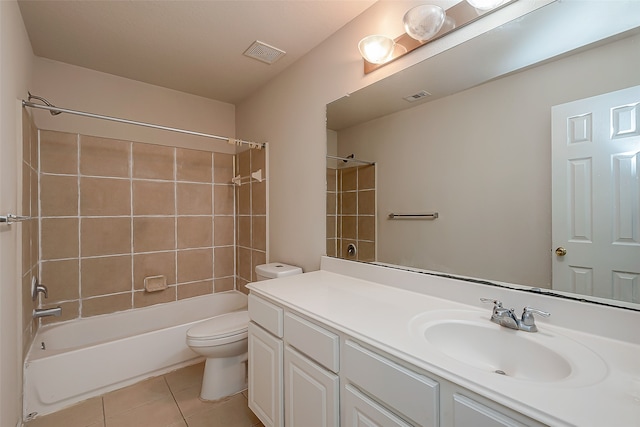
[23,290,247,419]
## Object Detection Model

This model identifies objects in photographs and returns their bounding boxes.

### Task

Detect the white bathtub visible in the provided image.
[23,291,248,419]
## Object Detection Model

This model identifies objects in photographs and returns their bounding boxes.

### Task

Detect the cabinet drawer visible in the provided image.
[284,312,339,373]
[249,294,283,338]
[344,384,413,427]
[453,394,527,427]
[344,340,439,427]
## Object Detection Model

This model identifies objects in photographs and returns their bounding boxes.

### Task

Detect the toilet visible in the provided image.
[186,262,302,401]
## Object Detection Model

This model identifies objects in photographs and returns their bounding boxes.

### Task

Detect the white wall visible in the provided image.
[236,0,548,272]
[30,58,237,153]
[337,34,640,288]
[0,2,34,425]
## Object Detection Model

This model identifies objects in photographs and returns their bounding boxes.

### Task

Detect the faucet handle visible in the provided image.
[520,307,550,332]
[480,298,503,308]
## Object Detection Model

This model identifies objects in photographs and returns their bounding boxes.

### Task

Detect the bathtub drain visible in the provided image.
[494,369,506,376]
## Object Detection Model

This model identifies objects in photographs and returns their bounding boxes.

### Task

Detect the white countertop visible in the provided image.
[247,265,640,427]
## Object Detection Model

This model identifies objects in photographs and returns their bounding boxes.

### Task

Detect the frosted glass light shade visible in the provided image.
[403,5,446,42]
[465,0,506,11]
[358,35,395,64]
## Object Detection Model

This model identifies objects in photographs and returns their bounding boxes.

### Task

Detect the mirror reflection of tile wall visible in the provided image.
[326,165,375,262]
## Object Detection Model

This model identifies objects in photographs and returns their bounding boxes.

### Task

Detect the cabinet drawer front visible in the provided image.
[249,294,284,337]
[284,346,339,427]
[453,394,527,427]
[344,384,413,427]
[284,312,339,373]
[344,340,439,427]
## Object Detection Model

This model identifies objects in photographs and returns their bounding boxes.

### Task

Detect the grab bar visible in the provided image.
[388,212,439,220]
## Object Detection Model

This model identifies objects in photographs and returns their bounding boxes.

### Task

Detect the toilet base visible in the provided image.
[200,352,248,401]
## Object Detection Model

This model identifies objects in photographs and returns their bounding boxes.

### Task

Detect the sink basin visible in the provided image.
[424,321,571,382]
[409,310,608,386]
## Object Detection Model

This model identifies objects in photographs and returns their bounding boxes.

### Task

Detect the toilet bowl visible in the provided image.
[186,310,250,401]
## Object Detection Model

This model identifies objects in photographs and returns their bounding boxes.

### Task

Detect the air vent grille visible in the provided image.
[403,90,432,102]
[243,40,286,65]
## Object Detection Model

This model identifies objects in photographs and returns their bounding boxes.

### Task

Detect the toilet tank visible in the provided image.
[255,263,302,281]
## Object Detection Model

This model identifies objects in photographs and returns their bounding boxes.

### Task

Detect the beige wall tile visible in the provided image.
[358,216,376,241]
[251,250,266,282]
[177,280,213,300]
[81,255,132,297]
[213,153,234,184]
[41,259,79,301]
[81,217,131,257]
[237,150,250,177]
[326,169,337,192]
[40,130,78,174]
[176,148,212,183]
[214,246,234,278]
[132,143,174,180]
[81,177,131,216]
[326,216,336,240]
[214,277,234,292]
[251,148,265,173]
[237,277,249,295]
[326,239,337,257]
[22,109,30,166]
[252,216,266,251]
[177,183,212,215]
[213,185,234,215]
[252,181,266,215]
[341,192,357,215]
[30,168,38,220]
[41,218,79,260]
[357,241,375,262]
[80,136,130,178]
[83,293,132,317]
[358,190,375,215]
[133,251,176,290]
[40,174,78,217]
[177,248,213,283]
[21,215,31,274]
[326,192,336,215]
[213,216,234,246]
[237,216,251,248]
[133,180,175,215]
[30,121,39,170]
[134,287,176,308]
[177,216,212,249]
[358,165,375,190]
[342,216,357,240]
[237,184,250,215]
[133,217,175,253]
[237,247,251,281]
[31,216,39,268]
[22,161,30,217]
[341,168,357,191]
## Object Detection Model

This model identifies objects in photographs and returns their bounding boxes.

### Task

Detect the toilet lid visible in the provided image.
[187,311,249,339]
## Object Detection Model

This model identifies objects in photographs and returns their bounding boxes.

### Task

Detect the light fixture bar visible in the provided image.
[364,0,517,74]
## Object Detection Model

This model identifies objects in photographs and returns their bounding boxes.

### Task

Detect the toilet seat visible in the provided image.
[186,311,249,347]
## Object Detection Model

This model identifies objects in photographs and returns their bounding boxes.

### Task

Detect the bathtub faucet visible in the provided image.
[33,307,62,319]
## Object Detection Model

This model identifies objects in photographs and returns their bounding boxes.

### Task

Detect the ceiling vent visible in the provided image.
[243,41,286,65]
[403,90,432,102]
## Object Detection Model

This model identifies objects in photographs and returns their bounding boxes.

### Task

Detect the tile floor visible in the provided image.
[24,362,264,427]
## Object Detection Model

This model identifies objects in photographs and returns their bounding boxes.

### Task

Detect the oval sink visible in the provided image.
[409,310,608,386]
[424,321,571,382]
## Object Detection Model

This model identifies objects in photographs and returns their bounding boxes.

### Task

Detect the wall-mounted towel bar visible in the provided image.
[388,212,439,220]
[0,214,31,224]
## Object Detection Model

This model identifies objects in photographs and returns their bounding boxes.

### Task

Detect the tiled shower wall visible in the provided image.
[38,130,243,324]
[235,148,266,292]
[326,165,376,262]
[21,110,39,353]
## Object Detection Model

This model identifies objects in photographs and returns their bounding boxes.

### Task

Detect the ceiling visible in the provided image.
[18,0,376,105]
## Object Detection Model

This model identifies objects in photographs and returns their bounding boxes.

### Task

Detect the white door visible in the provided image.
[248,322,284,427]
[552,85,640,303]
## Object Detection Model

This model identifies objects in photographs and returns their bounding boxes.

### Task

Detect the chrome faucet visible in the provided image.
[33,307,62,318]
[480,299,550,332]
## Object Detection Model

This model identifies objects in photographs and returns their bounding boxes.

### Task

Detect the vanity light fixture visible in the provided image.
[359,0,516,74]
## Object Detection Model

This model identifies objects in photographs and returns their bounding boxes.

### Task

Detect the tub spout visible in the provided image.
[33,307,62,319]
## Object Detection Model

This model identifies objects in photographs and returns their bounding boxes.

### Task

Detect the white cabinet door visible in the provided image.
[284,346,339,427]
[248,322,283,427]
[343,384,413,427]
[453,394,526,427]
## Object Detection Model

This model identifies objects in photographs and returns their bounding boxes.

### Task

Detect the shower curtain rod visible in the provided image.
[22,96,266,149]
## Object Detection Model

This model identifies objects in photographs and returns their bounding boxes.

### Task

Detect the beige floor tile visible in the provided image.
[24,396,103,427]
[103,376,172,417]
[185,394,260,427]
[105,395,183,427]
[174,385,243,419]
[165,362,204,394]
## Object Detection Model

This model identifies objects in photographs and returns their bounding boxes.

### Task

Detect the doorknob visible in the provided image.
[555,247,567,256]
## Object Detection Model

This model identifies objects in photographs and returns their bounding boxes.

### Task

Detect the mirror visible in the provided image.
[326,1,640,310]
